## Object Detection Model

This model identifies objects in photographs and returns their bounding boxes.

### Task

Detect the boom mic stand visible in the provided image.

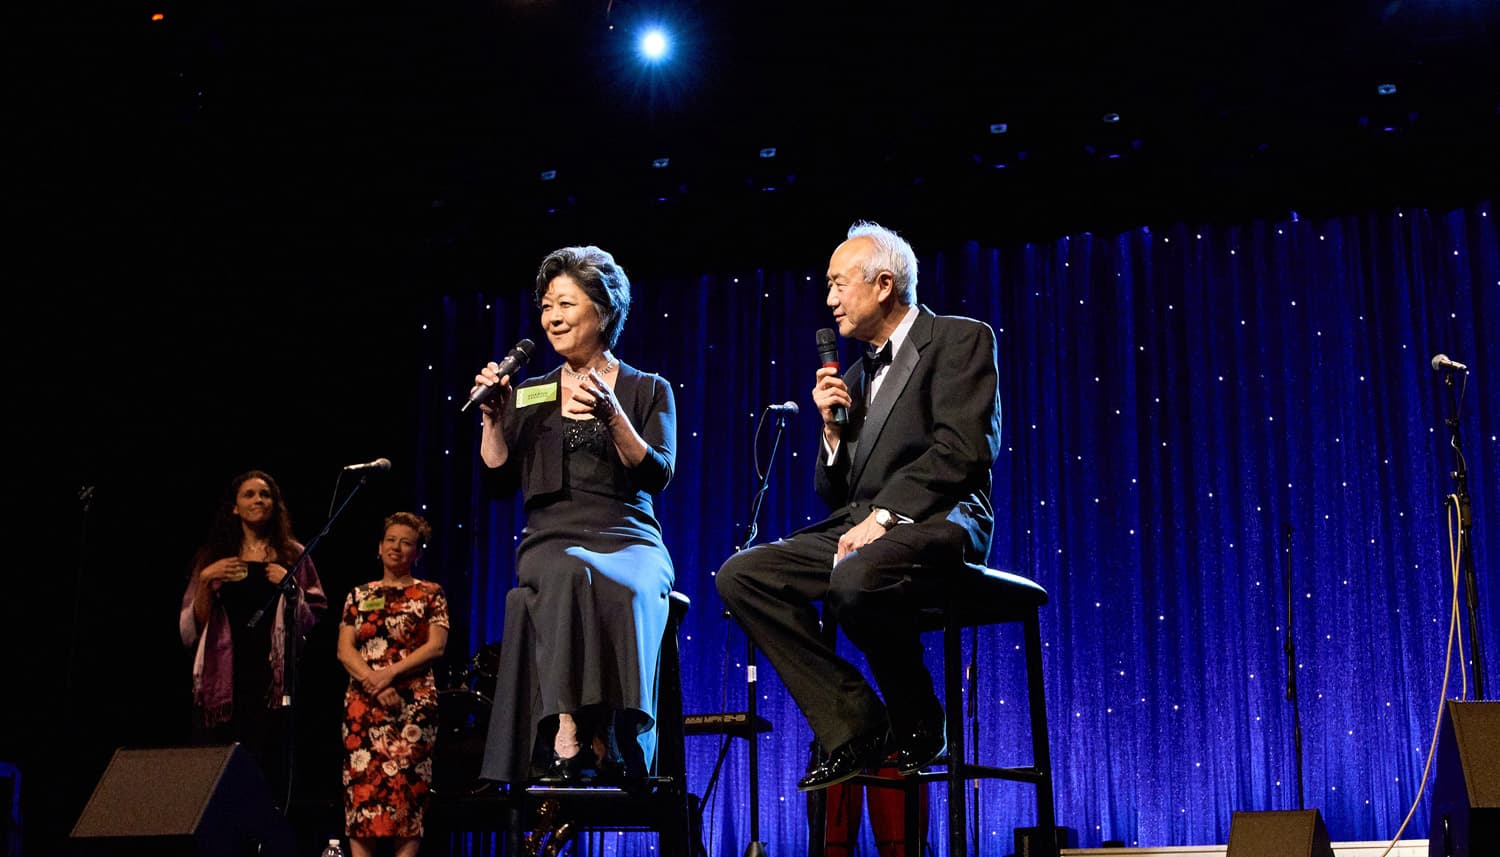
[246,470,375,814]
[724,404,794,857]
[1438,363,1485,698]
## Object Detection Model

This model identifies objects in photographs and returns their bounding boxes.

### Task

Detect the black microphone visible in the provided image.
[462,339,537,413]
[343,458,392,473]
[1431,353,1469,372]
[815,328,848,426]
[767,401,799,415]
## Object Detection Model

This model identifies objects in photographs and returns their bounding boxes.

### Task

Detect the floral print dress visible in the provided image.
[341,580,449,838]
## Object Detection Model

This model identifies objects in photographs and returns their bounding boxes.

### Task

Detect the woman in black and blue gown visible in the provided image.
[472,245,676,785]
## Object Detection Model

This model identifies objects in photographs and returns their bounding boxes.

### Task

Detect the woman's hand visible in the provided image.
[472,362,513,420]
[199,557,248,588]
[265,562,288,585]
[569,369,620,423]
[475,362,515,468]
[376,688,402,712]
[361,667,393,695]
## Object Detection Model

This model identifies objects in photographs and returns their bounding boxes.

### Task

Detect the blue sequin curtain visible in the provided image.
[414,202,1497,854]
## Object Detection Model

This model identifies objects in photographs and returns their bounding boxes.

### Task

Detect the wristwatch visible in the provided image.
[873,507,898,529]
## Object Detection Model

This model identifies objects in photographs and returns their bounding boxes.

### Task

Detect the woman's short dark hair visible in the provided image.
[534,245,632,349]
[383,511,432,550]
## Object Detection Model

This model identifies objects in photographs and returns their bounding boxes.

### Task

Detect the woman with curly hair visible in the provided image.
[337,512,449,857]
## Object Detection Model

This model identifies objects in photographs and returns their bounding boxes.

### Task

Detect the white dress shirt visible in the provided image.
[824,304,920,464]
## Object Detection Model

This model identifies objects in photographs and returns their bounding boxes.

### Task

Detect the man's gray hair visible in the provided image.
[847,220,918,305]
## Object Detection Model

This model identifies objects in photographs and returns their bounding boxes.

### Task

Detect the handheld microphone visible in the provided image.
[462,339,537,413]
[767,401,799,415]
[815,328,848,426]
[343,458,392,473]
[1431,353,1469,372]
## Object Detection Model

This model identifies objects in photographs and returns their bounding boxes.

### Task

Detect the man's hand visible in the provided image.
[835,510,889,565]
[813,366,852,446]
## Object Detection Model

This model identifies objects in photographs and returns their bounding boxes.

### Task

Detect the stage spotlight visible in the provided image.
[639,28,669,62]
[759,147,777,159]
[1377,83,1397,96]
[1102,112,1121,124]
[976,120,1026,172]
[652,157,670,168]
[539,169,557,182]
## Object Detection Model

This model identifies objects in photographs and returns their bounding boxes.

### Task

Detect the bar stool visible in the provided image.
[846,566,1056,857]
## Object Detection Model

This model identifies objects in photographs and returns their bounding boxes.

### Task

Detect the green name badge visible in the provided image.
[358,595,386,612]
[517,383,559,408]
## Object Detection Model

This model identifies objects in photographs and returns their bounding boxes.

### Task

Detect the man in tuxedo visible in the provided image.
[715,221,1002,792]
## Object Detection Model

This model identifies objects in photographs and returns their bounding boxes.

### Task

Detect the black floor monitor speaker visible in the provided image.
[70,744,293,857]
[1226,809,1334,857]
[1430,700,1500,857]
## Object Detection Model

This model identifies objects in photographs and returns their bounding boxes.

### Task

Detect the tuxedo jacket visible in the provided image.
[811,306,1002,566]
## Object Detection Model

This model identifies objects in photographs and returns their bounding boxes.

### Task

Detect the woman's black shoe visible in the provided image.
[593,753,633,786]
[536,747,596,785]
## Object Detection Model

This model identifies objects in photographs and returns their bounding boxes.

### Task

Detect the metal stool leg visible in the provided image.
[945,602,967,857]
[1024,611,1057,857]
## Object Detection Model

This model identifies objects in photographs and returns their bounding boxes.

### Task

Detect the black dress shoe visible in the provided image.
[536,748,597,785]
[893,719,946,776]
[593,753,635,786]
[797,730,888,792]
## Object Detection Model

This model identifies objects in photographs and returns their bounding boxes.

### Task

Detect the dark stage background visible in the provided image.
[8,0,1500,854]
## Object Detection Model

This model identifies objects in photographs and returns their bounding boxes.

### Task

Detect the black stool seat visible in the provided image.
[914,566,1049,629]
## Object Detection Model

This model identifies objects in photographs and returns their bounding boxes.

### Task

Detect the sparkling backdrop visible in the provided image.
[415,202,1496,854]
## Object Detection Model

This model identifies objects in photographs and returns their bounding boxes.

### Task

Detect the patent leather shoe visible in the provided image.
[893,719,947,776]
[593,753,634,786]
[536,748,596,785]
[797,730,887,792]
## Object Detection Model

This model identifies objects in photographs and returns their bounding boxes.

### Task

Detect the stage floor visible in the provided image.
[1061,841,1427,856]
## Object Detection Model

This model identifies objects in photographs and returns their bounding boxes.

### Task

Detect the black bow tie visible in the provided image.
[862,341,893,375]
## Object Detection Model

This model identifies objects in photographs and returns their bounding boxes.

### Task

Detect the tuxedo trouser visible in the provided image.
[715,519,962,752]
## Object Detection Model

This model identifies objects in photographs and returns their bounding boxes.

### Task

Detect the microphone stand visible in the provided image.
[1440,368,1485,699]
[65,485,96,746]
[246,472,373,814]
[1281,523,1305,810]
[726,405,792,857]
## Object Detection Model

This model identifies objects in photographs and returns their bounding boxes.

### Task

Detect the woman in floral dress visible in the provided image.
[337,512,449,857]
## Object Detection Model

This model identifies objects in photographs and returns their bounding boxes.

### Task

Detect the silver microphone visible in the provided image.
[343,458,392,473]
[767,401,799,415]
[1431,353,1469,372]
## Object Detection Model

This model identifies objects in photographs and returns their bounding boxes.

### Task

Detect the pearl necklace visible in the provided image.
[562,357,618,382]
